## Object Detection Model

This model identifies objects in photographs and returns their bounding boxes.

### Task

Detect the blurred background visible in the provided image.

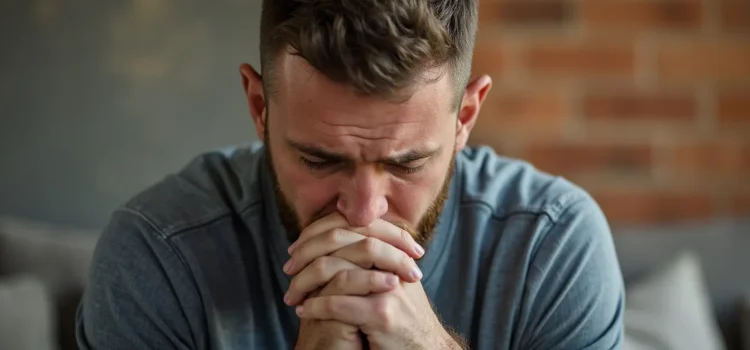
[0,1,748,350]
[1,0,261,229]
[1,0,748,230]
[471,0,750,225]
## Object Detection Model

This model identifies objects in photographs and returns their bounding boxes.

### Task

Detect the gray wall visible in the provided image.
[0,1,262,229]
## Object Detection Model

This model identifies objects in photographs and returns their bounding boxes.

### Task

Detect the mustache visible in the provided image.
[308,208,417,236]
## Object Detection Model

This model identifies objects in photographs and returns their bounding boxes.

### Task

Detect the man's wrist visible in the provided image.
[438,326,468,350]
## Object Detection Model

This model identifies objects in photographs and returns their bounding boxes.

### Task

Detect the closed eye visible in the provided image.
[391,164,425,174]
[299,156,338,171]
[387,159,428,174]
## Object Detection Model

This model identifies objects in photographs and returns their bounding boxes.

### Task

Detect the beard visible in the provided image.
[264,127,455,247]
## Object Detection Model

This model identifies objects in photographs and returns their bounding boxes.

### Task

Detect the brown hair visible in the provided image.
[260,0,478,106]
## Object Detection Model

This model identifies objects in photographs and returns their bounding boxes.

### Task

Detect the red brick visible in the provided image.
[668,142,750,179]
[730,194,750,215]
[582,0,703,31]
[480,0,572,25]
[467,136,513,156]
[476,90,571,138]
[658,44,750,82]
[584,92,696,121]
[472,42,506,78]
[594,191,715,224]
[721,0,750,31]
[718,92,750,125]
[525,43,636,79]
[522,143,653,175]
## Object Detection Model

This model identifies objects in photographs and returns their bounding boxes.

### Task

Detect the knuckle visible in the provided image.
[368,271,381,287]
[289,277,301,291]
[312,257,331,277]
[363,237,380,254]
[373,299,387,318]
[334,269,350,289]
[324,297,339,315]
[399,228,412,244]
[373,298,394,330]
[400,252,413,270]
[327,228,348,244]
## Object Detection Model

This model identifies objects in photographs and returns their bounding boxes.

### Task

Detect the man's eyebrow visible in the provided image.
[287,140,351,162]
[287,139,440,164]
[379,147,441,164]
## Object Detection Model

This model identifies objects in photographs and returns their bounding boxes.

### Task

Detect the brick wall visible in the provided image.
[469,0,750,226]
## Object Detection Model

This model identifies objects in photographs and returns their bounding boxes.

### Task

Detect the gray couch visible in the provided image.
[0,216,97,350]
[614,218,750,350]
[1,215,749,350]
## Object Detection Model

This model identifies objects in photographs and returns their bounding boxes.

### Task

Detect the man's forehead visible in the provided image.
[283,112,443,161]
[273,52,456,122]
[270,52,456,161]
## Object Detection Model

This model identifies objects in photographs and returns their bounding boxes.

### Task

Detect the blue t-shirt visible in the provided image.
[76,144,624,349]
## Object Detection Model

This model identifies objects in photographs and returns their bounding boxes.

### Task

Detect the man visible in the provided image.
[76,0,624,349]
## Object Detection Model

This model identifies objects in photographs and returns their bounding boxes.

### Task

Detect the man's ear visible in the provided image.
[240,63,267,142]
[455,75,492,151]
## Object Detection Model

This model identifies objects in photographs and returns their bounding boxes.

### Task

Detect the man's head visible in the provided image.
[241,0,492,244]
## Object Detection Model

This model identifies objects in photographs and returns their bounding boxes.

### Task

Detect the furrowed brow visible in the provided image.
[287,140,351,162]
[379,147,441,165]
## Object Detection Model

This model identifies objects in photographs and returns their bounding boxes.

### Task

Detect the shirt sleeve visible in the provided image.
[76,208,206,350]
[518,194,625,350]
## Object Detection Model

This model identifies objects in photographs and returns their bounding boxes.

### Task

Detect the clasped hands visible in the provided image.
[283,212,460,350]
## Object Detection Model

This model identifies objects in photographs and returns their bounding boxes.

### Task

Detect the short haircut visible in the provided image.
[260,0,478,107]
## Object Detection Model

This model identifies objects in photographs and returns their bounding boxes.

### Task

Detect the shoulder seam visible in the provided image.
[460,189,589,225]
[120,206,231,239]
[114,207,208,325]
[529,194,604,276]
[118,198,260,239]
[118,206,173,240]
[460,200,551,222]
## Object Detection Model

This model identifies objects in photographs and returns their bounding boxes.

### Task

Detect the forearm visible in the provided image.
[445,327,469,350]
[431,324,468,350]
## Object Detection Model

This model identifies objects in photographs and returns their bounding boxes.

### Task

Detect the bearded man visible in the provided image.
[76,0,625,349]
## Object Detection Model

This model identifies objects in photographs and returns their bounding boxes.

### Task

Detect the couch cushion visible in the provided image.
[0,274,55,350]
[0,216,97,293]
[623,251,726,350]
[0,216,99,350]
[613,218,750,350]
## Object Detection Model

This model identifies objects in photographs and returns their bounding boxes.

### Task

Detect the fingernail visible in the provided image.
[295,305,304,317]
[283,292,291,305]
[283,260,293,274]
[411,266,423,280]
[287,242,297,254]
[414,244,425,257]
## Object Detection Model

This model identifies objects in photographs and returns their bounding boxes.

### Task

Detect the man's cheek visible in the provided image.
[384,199,421,229]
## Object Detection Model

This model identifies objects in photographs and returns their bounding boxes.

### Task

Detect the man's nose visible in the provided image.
[337,167,388,227]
